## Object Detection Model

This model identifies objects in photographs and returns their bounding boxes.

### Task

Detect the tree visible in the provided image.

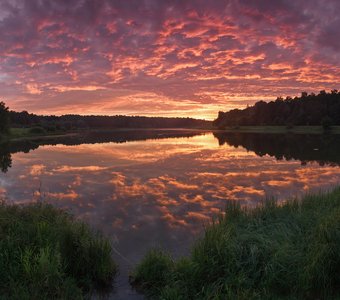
[0,101,9,135]
[321,116,332,131]
[213,90,340,128]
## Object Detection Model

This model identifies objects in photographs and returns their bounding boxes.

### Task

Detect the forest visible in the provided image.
[8,110,210,131]
[213,90,340,128]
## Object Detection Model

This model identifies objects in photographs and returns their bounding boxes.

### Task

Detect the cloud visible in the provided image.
[1,0,340,119]
[53,165,108,172]
[6,132,340,271]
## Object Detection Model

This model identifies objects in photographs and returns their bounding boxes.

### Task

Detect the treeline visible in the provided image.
[214,90,340,128]
[9,111,211,131]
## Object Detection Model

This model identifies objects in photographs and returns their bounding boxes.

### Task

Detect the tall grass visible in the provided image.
[0,202,117,299]
[132,190,340,299]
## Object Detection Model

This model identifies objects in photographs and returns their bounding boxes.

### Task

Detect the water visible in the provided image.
[1,129,340,299]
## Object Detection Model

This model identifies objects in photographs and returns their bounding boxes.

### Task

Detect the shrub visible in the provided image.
[322,116,333,130]
[29,126,46,134]
[131,249,173,296]
[133,189,340,299]
[0,203,117,299]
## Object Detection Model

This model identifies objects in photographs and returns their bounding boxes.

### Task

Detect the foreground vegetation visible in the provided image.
[0,202,116,299]
[132,189,340,299]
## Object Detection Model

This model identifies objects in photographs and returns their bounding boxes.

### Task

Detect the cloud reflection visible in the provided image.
[3,133,340,233]
[1,132,340,296]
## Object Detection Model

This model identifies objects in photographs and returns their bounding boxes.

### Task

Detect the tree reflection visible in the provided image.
[0,144,12,173]
[214,132,340,166]
[0,130,204,173]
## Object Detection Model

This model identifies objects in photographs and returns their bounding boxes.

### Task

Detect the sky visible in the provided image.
[1,0,340,120]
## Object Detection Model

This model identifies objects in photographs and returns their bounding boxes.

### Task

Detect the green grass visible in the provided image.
[9,127,65,139]
[132,189,340,299]
[0,202,117,299]
[9,127,32,137]
[218,125,340,134]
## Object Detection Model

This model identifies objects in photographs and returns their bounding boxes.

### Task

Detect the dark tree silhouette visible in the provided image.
[0,144,12,173]
[0,101,9,135]
[214,90,340,128]
[8,111,211,130]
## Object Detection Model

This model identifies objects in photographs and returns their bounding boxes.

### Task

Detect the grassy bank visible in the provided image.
[132,189,340,299]
[9,127,69,139]
[0,202,117,299]
[218,125,340,134]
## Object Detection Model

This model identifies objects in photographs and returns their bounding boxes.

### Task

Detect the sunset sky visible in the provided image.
[1,0,340,120]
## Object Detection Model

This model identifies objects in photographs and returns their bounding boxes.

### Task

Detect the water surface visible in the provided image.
[1,130,340,299]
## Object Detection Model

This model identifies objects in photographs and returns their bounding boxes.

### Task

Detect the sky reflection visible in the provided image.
[1,132,340,298]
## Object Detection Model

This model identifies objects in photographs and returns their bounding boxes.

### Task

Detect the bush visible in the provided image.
[29,126,46,134]
[132,249,173,294]
[44,125,57,132]
[133,190,340,299]
[286,123,294,130]
[322,116,333,130]
[0,203,117,299]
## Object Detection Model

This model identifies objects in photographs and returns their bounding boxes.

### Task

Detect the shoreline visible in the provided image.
[216,125,340,134]
[3,125,340,145]
[3,127,212,143]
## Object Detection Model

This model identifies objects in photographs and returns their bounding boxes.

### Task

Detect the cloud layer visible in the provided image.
[1,0,340,119]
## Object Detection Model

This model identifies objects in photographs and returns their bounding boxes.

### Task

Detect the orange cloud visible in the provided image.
[1,1,340,118]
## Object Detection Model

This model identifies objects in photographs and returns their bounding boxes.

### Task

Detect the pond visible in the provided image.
[1,129,340,299]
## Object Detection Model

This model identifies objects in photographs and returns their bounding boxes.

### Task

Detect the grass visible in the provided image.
[218,125,340,134]
[9,127,67,139]
[132,189,340,299]
[0,202,117,299]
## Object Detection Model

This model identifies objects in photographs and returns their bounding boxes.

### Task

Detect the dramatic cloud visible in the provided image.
[1,0,340,119]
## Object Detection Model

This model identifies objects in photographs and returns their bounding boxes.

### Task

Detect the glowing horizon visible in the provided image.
[1,0,340,120]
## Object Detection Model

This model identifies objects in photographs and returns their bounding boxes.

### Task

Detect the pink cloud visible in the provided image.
[1,0,340,119]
